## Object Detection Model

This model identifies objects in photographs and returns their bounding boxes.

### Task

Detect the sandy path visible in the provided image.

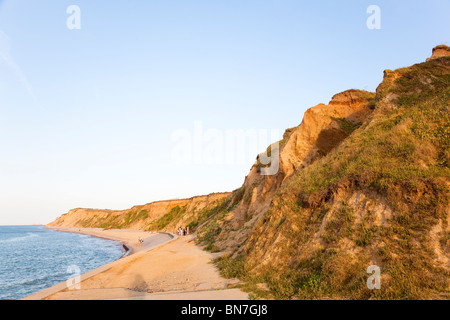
[24,228,248,300]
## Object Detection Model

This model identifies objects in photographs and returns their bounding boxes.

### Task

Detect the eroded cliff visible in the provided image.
[47,192,230,232]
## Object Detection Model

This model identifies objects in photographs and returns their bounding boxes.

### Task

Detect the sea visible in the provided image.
[0,225,125,300]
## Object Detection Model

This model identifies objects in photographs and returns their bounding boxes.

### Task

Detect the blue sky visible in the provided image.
[0,0,449,225]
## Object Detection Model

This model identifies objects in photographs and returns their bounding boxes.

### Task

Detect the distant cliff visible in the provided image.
[47,192,230,232]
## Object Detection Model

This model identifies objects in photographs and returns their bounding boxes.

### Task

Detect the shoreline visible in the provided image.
[24,227,247,300]
[45,226,162,256]
[23,227,177,300]
[48,227,132,257]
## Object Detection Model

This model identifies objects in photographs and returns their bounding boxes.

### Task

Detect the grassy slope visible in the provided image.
[212,57,450,299]
[98,199,228,231]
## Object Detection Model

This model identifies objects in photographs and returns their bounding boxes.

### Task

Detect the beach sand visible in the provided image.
[24,227,248,300]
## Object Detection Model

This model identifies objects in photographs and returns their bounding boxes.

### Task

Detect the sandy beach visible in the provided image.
[24,227,248,300]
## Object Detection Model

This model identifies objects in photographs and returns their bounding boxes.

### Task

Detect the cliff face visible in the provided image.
[195,45,450,299]
[204,89,376,255]
[426,44,450,61]
[47,192,230,232]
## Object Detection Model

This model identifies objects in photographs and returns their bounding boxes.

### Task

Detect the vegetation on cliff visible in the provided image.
[211,53,450,300]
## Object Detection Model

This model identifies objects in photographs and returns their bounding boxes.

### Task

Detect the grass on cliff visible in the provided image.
[286,83,449,196]
[216,57,450,300]
[196,200,232,252]
[148,205,187,231]
[78,209,149,229]
[193,188,250,252]
[186,197,231,232]
[331,117,363,135]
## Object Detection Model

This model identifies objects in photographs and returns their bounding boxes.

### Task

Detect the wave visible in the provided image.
[0,233,39,244]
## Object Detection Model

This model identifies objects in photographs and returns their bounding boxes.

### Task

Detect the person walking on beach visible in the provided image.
[186,226,189,235]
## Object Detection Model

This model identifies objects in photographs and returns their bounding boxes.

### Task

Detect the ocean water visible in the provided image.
[0,225,124,300]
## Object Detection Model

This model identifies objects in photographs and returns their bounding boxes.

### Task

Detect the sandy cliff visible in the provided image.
[205,89,376,255]
[426,44,450,61]
[193,45,450,299]
[48,192,230,232]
